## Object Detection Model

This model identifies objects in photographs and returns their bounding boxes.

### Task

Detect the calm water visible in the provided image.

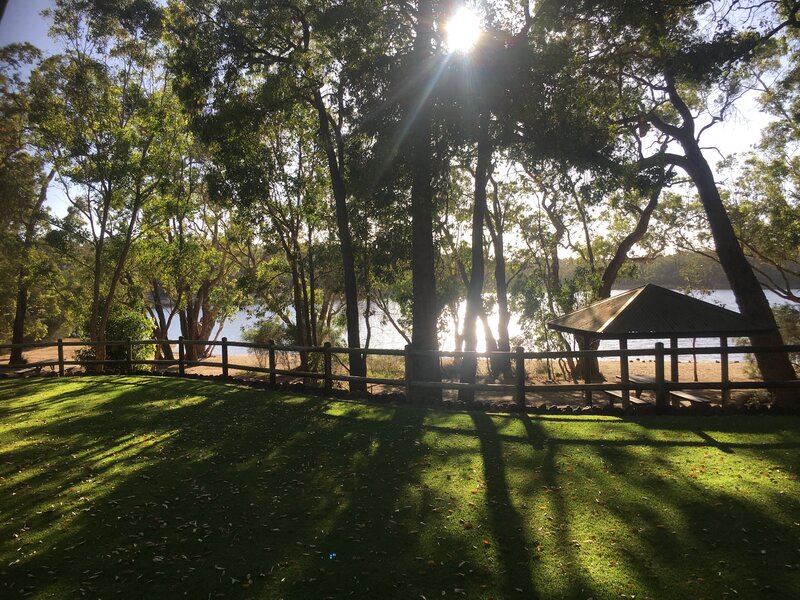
[170,288,795,359]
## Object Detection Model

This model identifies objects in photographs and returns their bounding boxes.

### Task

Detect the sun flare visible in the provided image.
[445,6,481,53]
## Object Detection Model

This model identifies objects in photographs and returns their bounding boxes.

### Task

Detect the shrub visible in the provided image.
[241,319,293,368]
[740,303,800,379]
[75,303,155,371]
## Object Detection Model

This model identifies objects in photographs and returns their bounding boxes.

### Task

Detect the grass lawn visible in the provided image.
[1,377,799,599]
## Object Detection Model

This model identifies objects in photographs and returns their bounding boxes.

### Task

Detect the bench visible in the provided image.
[621,376,713,406]
[604,389,649,410]
[13,364,55,376]
[14,366,44,376]
[669,390,711,405]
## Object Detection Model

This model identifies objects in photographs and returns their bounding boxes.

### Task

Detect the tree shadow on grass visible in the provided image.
[1,378,491,598]
[1,378,799,599]
[1,377,352,597]
[514,412,800,599]
[470,412,538,598]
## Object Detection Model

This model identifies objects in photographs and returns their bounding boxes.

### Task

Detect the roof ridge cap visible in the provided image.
[597,286,645,334]
[550,286,642,323]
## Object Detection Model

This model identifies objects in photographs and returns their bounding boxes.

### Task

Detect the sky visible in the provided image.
[0,0,776,218]
[0,0,54,52]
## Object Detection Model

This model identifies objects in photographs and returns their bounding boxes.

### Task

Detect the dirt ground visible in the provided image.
[1,341,761,407]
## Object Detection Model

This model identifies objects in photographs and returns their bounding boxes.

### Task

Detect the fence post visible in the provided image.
[178,336,185,377]
[221,337,228,381]
[619,339,630,407]
[582,335,593,406]
[515,346,526,410]
[125,337,132,375]
[57,338,65,377]
[720,336,730,405]
[655,342,667,412]
[670,336,679,383]
[268,339,276,387]
[404,344,414,403]
[324,342,332,393]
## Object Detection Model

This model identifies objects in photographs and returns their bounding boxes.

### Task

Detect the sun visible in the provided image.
[445,6,482,53]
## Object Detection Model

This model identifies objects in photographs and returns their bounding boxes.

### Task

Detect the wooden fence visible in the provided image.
[1,337,799,410]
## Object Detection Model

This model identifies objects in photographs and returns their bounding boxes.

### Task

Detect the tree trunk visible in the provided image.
[409,0,441,400]
[459,114,491,403]
[679,136,797,404]
[479,312,500,379]
[312,90,364,391]
[291,265,310,371]
[485,178,512,378]
[9,273,29,365]
[597,177,665,300]
[10,170,55,365]
[150,280,175,361]
[308,224,318,346]
[90,187,114,372]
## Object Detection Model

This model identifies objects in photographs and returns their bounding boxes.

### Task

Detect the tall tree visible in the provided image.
[534,0,799,402]
[0,44,52,363]
[30,0,182,368]
[207,100,335,368]
[407,0,442,397]
[167,0,367,389]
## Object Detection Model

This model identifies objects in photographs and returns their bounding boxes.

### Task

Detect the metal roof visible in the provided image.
[547,284,773,339]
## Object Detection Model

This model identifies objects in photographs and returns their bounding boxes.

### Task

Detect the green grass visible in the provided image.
[1,377,799,599]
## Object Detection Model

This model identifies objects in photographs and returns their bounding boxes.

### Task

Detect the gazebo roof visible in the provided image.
[547,284,773,339]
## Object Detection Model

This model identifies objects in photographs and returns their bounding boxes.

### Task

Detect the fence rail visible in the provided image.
[2,337,799,410]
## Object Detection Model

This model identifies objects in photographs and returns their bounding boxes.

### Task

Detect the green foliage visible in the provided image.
[241,319,293,368]
[27,0,186,348]
[774,305,800,368]
[75,302,154,369]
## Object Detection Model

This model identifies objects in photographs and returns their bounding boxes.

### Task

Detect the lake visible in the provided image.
[170,288,795,359]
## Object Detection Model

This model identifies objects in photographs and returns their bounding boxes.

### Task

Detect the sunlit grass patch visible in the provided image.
[1,377,798,599]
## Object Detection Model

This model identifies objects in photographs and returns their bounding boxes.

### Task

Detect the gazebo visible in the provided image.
[546,284,773,406]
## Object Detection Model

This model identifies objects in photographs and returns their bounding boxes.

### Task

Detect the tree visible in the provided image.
[28,0,183,368]
[167,0,367,389]
[207,99,338,369]
[137,149,245,362]
[533,0,799,402]
[0,44,50,362]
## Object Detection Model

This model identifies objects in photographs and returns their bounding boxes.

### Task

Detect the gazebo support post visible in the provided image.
[655,342,667,412]
[619,338,630,406]
[670,336,679,383]
[583,335,592,406]
[720,336,730,405]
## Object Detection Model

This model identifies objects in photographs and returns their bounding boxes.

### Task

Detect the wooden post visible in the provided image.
[720,336,730,405]
[619,339,629,407]
[582,335,592,406]
[57,338,65,377]
[125,337,132,374]
[404,344,414,403]
[515,346,526,409]
[221,337,229,381]
[324,342,332,393]
[268,339,276,387]
[655,342,667,412]
[178,336,185,377]
[670,336,679,383]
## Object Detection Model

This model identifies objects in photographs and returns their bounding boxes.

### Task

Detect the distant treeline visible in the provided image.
[561,251,800,291]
